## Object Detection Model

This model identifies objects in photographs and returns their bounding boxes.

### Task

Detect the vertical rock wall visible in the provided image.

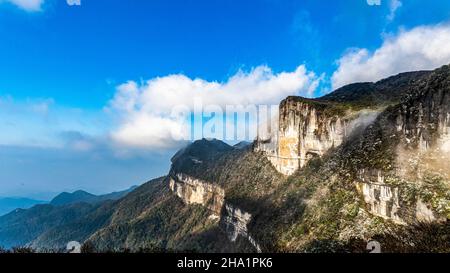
[169,173,261,252]
[395,87,450,152]
[256,97,349,175]
[222,204,262,253]
[356,170,405,224]
[356,169,447,224]
[169,173,225,216]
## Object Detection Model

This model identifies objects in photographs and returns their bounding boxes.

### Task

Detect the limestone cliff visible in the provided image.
[222,204,262,253]
[355,170,406,224]
[256,97,364,175]
[255,71,432,177]
[169,173,224,216]
[348,66,450,225]
[168,172,262,252]
[394,76,450,181]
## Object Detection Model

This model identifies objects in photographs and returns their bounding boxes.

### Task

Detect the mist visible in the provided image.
[0,145,172,199]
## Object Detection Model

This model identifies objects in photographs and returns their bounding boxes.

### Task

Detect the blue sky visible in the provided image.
[1,0,450,198]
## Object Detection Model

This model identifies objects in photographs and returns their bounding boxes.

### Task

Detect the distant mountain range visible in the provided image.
[0,186,137,249]
[50,187,138,206]
[0,180,166,250]
[0,198,46,216]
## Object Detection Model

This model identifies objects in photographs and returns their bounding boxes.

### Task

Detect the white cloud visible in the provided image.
[2,0,44,11]
[332,24,450,89]
[387,0,402,22]
[109,65,321,149]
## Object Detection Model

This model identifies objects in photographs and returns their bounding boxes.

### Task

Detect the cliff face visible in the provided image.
[252,67,449,230]
[356,170,404,224]
[394,77,450,181]
[256,98,356,175]
[348,66,450,225]
[255,71,432,177]
[222,204,262,253]
[169,173,224,216]
[168,172,262,252]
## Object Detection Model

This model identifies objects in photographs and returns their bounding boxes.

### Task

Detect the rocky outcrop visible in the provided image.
[169,173,224,216]
[416,199,440,223]
[356,170,405,224]
[356,168,448,225]
[255,71,435,177]
[395,88,450,153]
[393,80,450,180]
[169,173,261,252]
[256,97,355,175]
[358,182,403,223]
[222,204,262,253]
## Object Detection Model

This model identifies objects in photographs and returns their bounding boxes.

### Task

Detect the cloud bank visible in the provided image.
[332,24,450,89]
[109,65,321,149]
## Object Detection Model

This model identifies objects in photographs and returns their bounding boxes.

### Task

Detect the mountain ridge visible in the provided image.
[0,198,46,217]
[50,186,137,206]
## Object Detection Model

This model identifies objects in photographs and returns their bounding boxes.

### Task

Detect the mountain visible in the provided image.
[50,186,137,206]
[233,141,252,150]
[320,70,431,107]
[50,191,97,206]
[170,138,234,174]
[0,198,46,217]
[0,202,100,249]
[0,186,137,249]
[1,65,449,252]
